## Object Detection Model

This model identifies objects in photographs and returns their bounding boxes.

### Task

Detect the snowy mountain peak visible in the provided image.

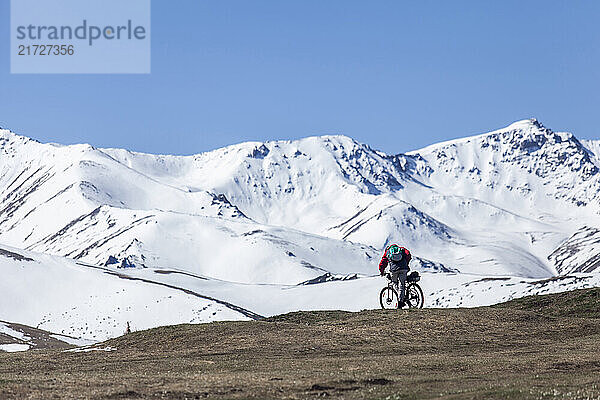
[508,117,544,129]
[407,119,600,217]
[411,118,557,155]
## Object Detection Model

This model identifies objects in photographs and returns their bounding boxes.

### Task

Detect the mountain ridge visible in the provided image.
[2,119,599,279]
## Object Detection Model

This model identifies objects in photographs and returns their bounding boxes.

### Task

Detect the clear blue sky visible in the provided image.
[0,1,598,155]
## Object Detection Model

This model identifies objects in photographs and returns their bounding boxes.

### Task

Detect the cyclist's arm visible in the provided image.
[378,254,388,275]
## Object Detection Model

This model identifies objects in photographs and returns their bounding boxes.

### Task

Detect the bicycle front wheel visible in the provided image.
[406,283,424,309]
[380,286,399,309]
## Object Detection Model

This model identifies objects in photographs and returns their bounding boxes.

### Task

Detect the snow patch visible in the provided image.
[0,343,31,352]
[66,346,117,353]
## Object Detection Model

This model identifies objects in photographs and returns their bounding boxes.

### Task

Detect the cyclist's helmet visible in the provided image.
[387,244,403,262]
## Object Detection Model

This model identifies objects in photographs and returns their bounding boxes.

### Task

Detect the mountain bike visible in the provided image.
[379,271,424,309]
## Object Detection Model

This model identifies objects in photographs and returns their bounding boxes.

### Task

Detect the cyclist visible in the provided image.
[378,244,411,307]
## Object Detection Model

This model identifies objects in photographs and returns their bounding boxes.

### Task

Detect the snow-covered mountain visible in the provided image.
[1,118,600,343]
[95,119,600,278]
[0,245,250,340]
[3,118,598,277]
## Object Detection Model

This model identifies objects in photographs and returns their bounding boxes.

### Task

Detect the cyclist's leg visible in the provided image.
[398,270,408,304]
[390,271,400,294]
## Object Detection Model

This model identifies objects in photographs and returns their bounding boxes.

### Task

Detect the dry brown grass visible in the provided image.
[1,288,600,399]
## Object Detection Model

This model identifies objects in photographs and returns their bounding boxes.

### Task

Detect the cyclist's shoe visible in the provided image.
[398,301,405,309]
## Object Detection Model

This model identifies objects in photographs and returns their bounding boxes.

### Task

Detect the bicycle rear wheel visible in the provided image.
[406,283,424,309]
[380,286,399,309]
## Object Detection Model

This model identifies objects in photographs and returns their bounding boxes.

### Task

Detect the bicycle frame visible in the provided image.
[381,272,424,309]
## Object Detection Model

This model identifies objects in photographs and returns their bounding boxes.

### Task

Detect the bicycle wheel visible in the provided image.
[406,283,424,309]
[380,286,399,309]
